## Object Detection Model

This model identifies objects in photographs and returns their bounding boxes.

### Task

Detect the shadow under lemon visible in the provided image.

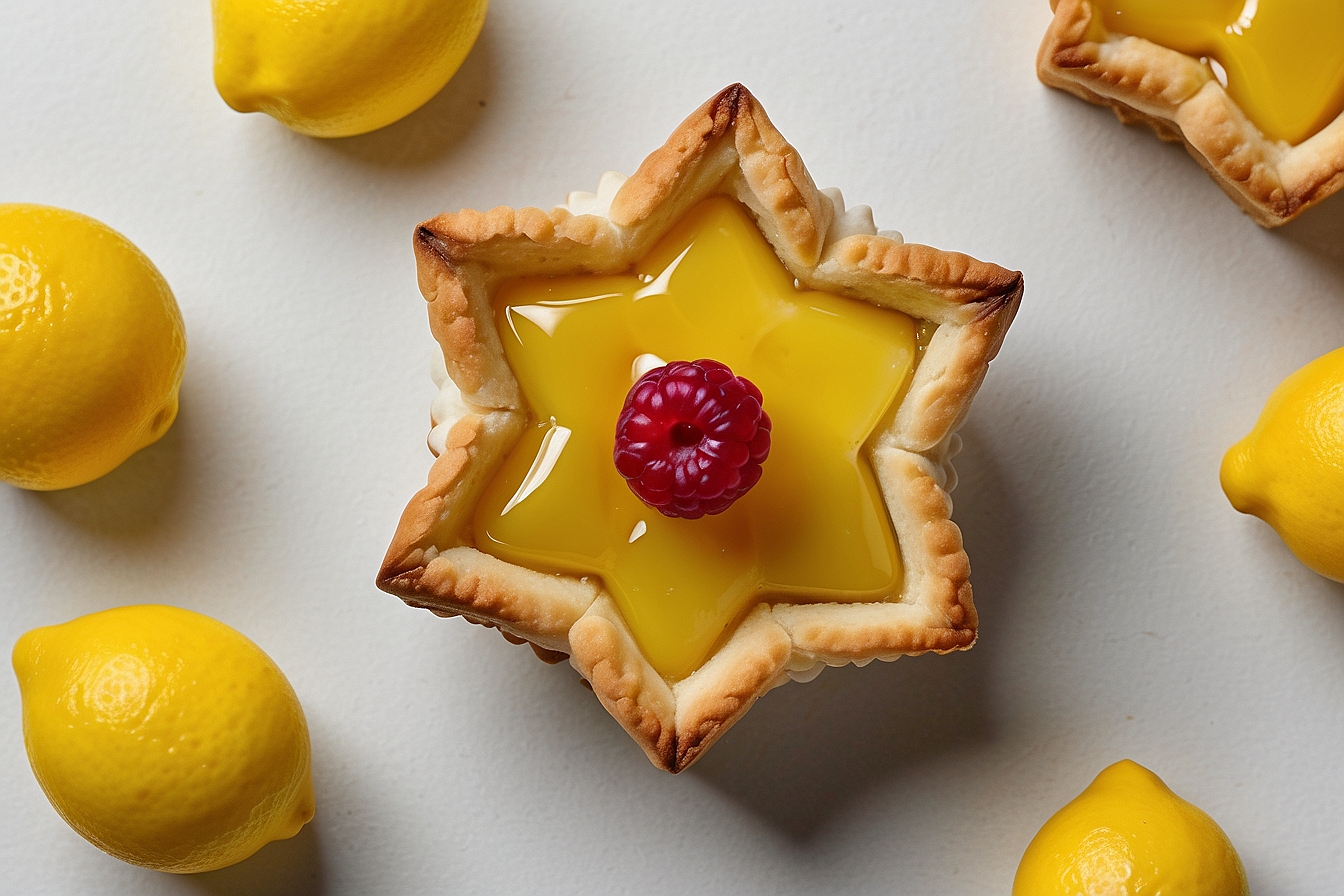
[27,396,188,538]
[313,21,496,170]
[190,821,325,896]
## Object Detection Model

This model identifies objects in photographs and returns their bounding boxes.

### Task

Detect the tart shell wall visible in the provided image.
[1038,0,1344,227]
[378,84,1023,772]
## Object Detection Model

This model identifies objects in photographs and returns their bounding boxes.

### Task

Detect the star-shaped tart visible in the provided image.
[378,84,1023,772]
[1038,0,1344,226]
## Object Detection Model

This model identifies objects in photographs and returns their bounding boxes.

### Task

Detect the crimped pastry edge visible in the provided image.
[378,84,1022,772]
[1037,0,1344,227]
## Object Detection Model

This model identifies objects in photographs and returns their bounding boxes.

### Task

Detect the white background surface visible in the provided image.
[3,1,1344,893]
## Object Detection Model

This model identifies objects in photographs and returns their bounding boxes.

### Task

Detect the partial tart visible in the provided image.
[1038,0,1344,226]
[378,84,1022,772]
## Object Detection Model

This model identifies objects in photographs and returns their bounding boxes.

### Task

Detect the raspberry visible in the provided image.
[613,359,772,519]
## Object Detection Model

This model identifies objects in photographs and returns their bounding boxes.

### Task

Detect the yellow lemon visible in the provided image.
[1221,346,1344,582]
[0,205,185,491]
[213,0,488,138]
[12,605,314,874]
[1013,760,1249,896]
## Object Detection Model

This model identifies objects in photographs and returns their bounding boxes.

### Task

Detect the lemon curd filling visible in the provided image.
[472,198,919,681]
[1097,0,1344,145]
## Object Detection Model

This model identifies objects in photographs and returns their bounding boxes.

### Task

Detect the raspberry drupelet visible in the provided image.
[613,359,772,519]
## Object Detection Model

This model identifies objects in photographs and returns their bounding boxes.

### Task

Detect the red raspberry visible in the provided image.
[613,359,772,519]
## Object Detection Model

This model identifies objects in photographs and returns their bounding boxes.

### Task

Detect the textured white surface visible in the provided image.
[2,1,1343,893]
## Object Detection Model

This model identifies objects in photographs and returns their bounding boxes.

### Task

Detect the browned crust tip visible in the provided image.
[1037,0,1344,226]
[380,84,1021,771]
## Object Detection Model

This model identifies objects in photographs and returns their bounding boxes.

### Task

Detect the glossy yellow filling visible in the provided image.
[1097,0,1344,145]
[473,197,918,681]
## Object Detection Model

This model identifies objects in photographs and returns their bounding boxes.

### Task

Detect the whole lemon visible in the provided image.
[1013,760,1249,896]
[0,205,185,491]
[1221,346,1344,581]
[12,605,314,874]
[213,0,488,138]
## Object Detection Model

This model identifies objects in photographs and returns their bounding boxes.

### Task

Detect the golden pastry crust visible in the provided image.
[1038,0,1344,227]
[378,84,1023,772]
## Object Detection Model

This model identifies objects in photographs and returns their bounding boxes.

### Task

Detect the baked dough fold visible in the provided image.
[1038,0,1344,226]
[378,84,1023,772]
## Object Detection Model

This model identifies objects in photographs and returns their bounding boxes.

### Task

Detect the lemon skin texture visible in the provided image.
[1222,346,1344,582]
[0,205,185,490]
[12,605,314,874]
[1013,760,1249,896]
[213,0,489,138]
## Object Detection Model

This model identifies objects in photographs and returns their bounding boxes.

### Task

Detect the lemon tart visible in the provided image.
[378,85,1022,771]
[1038,0,1344,226]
